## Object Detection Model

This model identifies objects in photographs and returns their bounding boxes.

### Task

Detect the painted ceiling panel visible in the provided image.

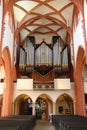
[61,5,74,27]
[20,14,38,25]
[13,6,26,22]
[48,25,61,31]
[48,0,71,11]
[26,26,39,31]
[16,1,38,11]
[58,29,67,42]
[33,18,53,25]
[32,5,53,15]
[37,28,50,33]
[50,14,66,23]
[20,29,29,42]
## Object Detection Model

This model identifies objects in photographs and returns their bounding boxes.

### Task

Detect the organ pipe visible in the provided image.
[19,36,68,71]
[35,42,52,66]
[26,39,34,65]
[19,47,25,69]
[53,37,68,69]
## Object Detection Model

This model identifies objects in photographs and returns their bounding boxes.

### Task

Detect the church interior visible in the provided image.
[0,0,87,122]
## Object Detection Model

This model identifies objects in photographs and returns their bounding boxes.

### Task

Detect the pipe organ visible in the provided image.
[18,36,69,78]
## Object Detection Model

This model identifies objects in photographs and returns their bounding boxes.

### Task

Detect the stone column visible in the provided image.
[32,102,36,115]
[75,47,86,116]
[73,100,76,115]
[53,102,56,114]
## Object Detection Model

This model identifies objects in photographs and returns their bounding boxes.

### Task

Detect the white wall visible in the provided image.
[0,83,4,94]
[73,12,85,63]
[84,0,87,41]
[54,78,71,90]
[13,81,75,103]
[84,82,87,93]
[0,5,2,39]
[2,12,14,61]
[17,79,33,90]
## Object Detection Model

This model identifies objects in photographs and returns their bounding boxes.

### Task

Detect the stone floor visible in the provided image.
[33,120,56,130]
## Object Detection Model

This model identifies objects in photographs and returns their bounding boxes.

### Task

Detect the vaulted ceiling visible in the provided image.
[12,0,76,44]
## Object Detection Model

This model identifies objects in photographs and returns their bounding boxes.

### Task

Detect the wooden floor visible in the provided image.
[33,120,56,130]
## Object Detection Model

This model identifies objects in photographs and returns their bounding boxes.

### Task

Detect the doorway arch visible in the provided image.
[35,94,53,120]
[14,94,32,115]
[56,93,74,115]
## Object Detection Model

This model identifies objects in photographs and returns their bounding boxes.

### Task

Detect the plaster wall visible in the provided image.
[13,82,75,103]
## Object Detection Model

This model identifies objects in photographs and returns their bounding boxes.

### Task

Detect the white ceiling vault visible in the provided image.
[13,0,75,44]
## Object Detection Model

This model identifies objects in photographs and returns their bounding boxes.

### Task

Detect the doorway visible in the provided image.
[35,97,47,119]
[35,94,53,120]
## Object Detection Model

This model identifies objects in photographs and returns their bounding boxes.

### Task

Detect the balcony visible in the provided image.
[33,84,54,90]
